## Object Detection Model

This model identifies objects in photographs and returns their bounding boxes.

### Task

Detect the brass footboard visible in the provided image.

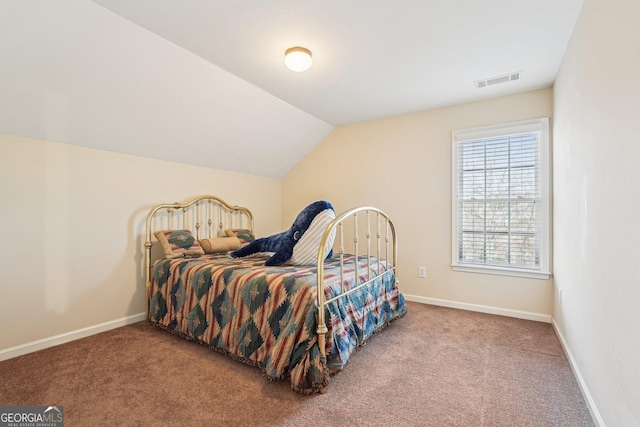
[314,207,397,363]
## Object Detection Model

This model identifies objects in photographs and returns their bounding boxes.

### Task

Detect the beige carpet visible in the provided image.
[0,302,594,426]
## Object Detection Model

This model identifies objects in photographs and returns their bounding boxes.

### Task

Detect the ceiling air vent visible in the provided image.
[475,71,522,89]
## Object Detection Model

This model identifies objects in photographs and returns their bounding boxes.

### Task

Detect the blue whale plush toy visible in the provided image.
[230,200,336,266]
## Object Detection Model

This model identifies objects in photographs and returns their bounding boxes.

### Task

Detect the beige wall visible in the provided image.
[553,0,640,425]
[0,134,281,351]
[283,88,553,317]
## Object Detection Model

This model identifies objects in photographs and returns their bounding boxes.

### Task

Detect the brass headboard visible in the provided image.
[144,195,253,320]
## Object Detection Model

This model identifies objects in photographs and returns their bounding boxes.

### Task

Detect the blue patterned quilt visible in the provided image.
[149,253,407,393]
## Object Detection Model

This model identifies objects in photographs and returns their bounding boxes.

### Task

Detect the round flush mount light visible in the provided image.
[284,46,312,72]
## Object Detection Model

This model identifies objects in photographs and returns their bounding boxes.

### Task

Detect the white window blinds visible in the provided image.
[452,118,550,278]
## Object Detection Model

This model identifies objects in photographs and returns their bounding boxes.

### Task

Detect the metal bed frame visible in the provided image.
[144,195,398,369]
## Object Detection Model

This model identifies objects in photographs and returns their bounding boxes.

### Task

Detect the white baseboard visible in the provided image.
[551,318,605,427]
[0,313,146,362]
[404,294,552,323]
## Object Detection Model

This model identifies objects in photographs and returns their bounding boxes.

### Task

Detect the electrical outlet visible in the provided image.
[418,266,426,278]
[558,288,563,305]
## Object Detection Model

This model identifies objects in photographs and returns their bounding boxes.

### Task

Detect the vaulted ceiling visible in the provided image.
[0,0,583,178]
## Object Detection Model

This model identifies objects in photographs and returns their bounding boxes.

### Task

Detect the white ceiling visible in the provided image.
[91,0,584,125]
[0,0,583,178]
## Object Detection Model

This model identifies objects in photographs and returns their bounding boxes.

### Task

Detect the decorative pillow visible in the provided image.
[224,229,255,246]
[198,237,241,254]
[154,230,205,259]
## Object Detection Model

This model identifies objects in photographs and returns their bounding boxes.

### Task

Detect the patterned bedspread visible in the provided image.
[149,253,407,393]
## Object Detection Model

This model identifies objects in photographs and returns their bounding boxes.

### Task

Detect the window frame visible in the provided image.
[451,117,551,280]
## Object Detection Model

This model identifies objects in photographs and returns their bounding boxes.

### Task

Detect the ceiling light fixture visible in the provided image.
[284,47,312,72]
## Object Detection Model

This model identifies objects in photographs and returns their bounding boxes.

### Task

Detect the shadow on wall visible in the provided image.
[129,204,161,320]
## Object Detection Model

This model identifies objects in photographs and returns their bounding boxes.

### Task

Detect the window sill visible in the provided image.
[451,264,551,280]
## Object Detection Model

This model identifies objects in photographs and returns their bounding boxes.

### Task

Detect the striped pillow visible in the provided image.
[289,209,336,266]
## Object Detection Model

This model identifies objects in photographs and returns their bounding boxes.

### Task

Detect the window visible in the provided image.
[451,118,550,279]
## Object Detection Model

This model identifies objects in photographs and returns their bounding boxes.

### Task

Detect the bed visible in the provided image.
[144,195,407,394]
